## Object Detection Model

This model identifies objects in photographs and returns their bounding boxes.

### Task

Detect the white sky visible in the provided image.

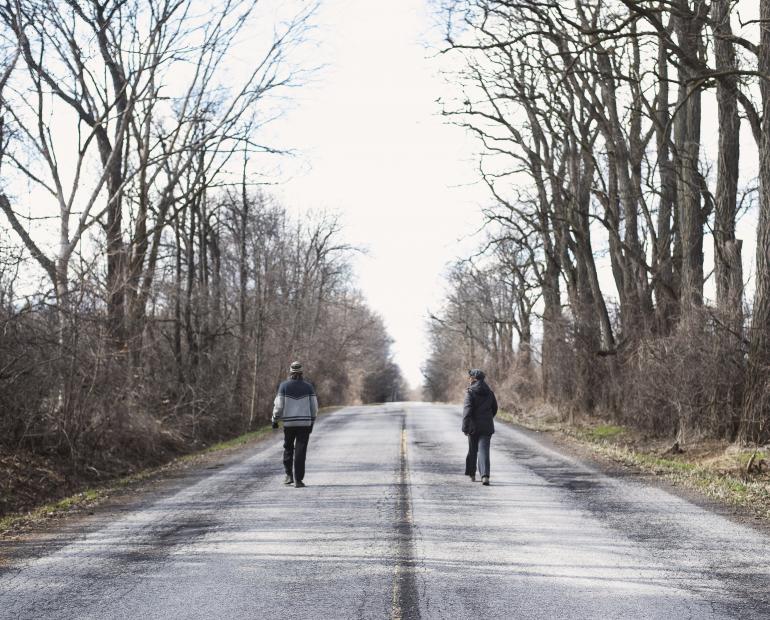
[270,0,484,387]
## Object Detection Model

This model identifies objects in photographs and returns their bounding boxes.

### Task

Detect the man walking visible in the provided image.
[272,361,318,488]
[462,369,498,486]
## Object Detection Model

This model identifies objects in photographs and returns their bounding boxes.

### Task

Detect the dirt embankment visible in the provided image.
[1,452,80,517]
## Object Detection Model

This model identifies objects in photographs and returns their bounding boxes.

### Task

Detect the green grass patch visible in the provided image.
[737,450,767,466]
[578,442,769,520]
[0,489,109,535]
[194,427,272,456]
[586,424,625,441]
[497,410,526,426]
[635,453,696,473]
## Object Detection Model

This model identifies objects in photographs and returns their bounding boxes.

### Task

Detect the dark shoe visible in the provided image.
[468,474,476,482]
[294,480,305,488]
[283,475,294,485]
[482,476,490,486]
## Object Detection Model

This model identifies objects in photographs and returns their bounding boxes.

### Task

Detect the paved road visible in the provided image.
[2,404,770,619]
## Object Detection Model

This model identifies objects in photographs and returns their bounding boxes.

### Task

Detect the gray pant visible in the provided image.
[466,433,491,477]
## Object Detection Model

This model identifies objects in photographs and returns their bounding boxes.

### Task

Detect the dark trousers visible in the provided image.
[283,426,311,482]
[465,433,491,477]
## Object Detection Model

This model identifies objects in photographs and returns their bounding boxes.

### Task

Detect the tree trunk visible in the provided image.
[674,0,706,310]
[740,0,770,444]
[233,169,250,414]
[541,256,562,402]
[712,0,743,323]
[654,30,677,333]
[173,219,184,385]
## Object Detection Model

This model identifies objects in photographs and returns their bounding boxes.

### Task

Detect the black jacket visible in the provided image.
[461,380,498,436]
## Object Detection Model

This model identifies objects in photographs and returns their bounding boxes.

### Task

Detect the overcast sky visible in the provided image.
[269,0,485,387]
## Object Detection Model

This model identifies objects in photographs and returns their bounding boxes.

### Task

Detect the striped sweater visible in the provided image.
[272,379,318,428]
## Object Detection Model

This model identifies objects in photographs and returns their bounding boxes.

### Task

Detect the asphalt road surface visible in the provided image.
[2,404,770,619]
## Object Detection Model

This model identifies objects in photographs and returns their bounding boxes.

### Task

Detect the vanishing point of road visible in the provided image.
[2,404,769,619]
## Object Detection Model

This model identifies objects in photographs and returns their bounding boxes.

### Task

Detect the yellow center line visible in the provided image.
[391,420,410,620]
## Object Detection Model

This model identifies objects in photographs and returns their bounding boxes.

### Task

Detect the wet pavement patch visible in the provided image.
[503,445,602,493]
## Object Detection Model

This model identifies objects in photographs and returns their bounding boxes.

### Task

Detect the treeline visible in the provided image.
[0,0,402,495]
[426,0,769,445]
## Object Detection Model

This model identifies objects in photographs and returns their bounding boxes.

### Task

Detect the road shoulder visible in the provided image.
[0,426,277,563]
[496,410,770,536]
[0,404,347,550]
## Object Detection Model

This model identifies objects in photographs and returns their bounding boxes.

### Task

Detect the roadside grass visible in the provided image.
[500,407,770,523]
[183,428,272,458]
[585,424,625,441]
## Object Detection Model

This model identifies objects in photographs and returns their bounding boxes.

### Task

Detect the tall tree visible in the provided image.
[741,0,770,443]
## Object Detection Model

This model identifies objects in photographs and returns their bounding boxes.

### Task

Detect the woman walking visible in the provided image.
[462,369,498,485]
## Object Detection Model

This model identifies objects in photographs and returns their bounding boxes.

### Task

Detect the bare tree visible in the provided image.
[437,0,758,441]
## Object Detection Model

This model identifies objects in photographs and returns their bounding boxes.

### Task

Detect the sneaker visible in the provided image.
[482,476,490,486]
[468,474,476,482]
[283,475,294,485]
[294,480,306,488]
